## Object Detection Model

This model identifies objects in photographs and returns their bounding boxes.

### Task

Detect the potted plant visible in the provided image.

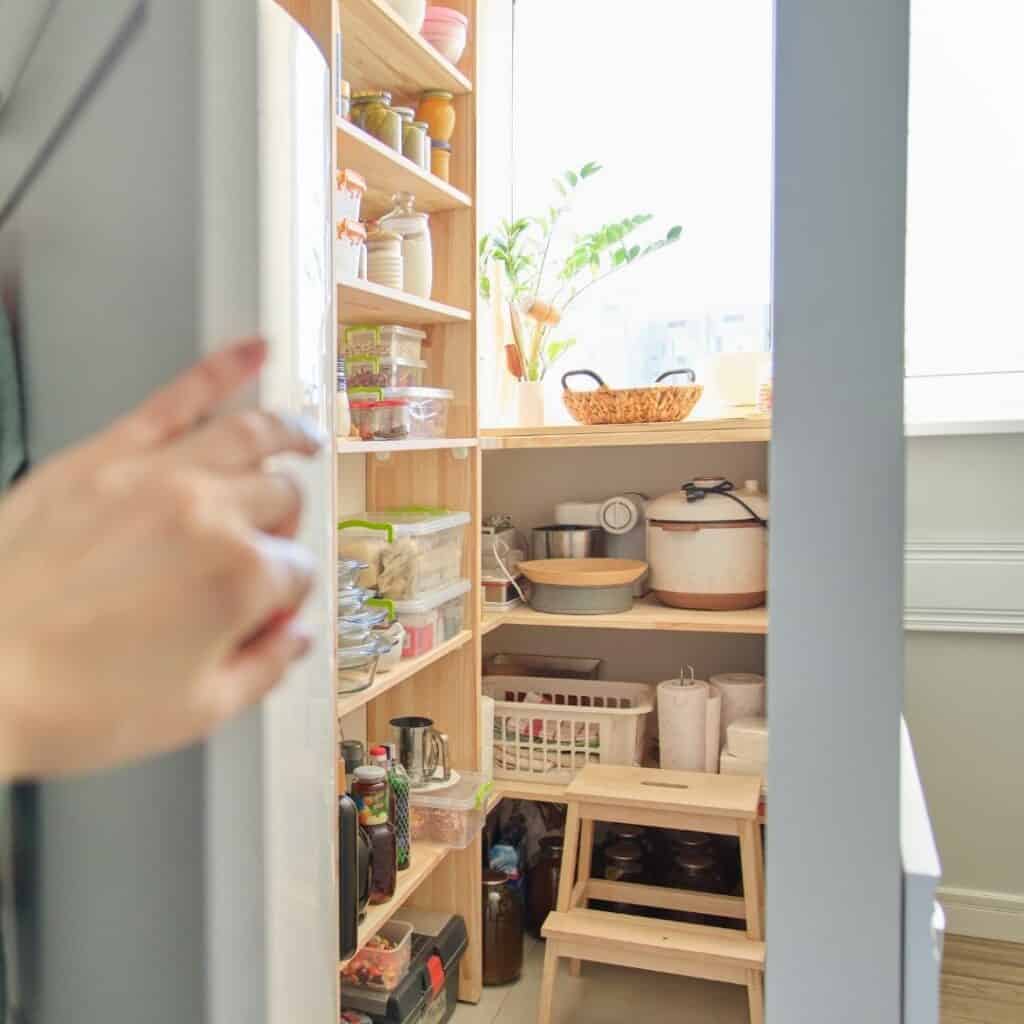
[479,162,681,426]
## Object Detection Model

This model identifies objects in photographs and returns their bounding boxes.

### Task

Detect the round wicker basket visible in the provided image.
[561,369,703,426]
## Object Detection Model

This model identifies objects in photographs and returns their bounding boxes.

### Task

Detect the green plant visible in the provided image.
[479,163,682,382]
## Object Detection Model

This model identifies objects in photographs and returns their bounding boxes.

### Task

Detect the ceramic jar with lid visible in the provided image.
[416,90,456,143]
[380,192,433,299]
[646,478,769,610]
[365,228,404,291]
[482,870,523,985]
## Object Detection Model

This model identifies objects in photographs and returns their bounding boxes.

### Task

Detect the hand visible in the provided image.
[0,338,324,779]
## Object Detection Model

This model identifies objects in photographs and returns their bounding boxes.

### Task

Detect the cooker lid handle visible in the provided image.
[681,479,769,528]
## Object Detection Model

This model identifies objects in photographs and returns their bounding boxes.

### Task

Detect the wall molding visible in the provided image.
[905,537,1024,634]
[938,886,1024,943]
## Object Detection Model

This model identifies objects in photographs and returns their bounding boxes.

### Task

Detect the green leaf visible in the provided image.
[579,161,602,178]
[479,276,491,300]
[565,170,578,187]
[667,225,683,242]
[544,337,577,366]
[629,245,641,260]
[553,178,567,197]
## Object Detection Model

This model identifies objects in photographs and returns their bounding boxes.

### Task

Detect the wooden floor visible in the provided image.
[941,935,1024,1024]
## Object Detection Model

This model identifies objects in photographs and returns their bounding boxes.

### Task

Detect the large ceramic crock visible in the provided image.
[646,478,768,610]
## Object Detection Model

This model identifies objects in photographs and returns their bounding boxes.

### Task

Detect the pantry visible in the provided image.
[278,0,910,1022]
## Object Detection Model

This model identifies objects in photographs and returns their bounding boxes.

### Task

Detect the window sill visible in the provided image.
[904,373,1024,437]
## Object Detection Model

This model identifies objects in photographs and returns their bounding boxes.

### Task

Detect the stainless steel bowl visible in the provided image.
[531,525,601,560]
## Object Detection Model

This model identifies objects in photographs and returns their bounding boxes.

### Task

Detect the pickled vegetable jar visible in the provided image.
[352,90,402,152]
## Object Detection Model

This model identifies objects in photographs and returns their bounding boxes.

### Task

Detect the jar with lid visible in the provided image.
[365,228,404,291]
[526,835,563,935]
[482,870,523,985]
[351,90,402,152]
[400,116,427,169]
[416,90,455,143]
[380,192,433,300]
[353,766,396,904]
[352,765,389,826]
[665,848,727,924]
[430,141,451,183]
[602,839,645,915]
[413,121,432,172]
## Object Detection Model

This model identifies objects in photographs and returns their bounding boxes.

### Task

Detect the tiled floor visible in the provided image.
[454,935,750,1024]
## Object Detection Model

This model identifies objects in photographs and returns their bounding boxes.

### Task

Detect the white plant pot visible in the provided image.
[515,380,545,427]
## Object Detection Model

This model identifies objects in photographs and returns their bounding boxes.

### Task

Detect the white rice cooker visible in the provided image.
[646,478,768,610]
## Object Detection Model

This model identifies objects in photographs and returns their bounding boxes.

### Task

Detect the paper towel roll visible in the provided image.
[658,679,721,772]
[710,672,766,748]
[727,716,768,762]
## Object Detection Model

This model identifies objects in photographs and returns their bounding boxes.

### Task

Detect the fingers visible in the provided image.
[171,409,324,473]
[230,472,304,536]
[231,534,317,634]
[221,621,314,711]
[105,338,268,452]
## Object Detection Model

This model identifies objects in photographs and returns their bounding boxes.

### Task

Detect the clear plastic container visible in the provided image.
[410,770,491,850]
[392,578,470,657]
[343,324,427,362]
[346,355,427,390]
[340,920,413,991]
[348,398,411,441]
[382,387,452,439]
[336,168,367,222]
[338,509,470,600]
[336,219,367,282]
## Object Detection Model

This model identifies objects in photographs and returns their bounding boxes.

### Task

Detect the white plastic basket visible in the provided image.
[482,676,656,785]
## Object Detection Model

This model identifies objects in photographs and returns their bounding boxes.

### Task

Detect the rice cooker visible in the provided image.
[646,478,768,610]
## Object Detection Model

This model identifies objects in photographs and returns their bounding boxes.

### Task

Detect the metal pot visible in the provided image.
[530,525,600,560]
[646,478,768,611]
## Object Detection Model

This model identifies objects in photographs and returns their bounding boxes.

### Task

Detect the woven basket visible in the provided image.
[561,369,703,426]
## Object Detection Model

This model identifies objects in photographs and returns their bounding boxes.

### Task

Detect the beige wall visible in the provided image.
[905,434,1024,940]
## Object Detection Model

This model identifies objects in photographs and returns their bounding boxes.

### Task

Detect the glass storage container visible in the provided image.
[416,89,456,143]
[381,387,453,439]
[413,121,432,172]
[352,90,402,151]
[380,192,433,300]
[337,509,470,600]
[482,870,523,985]
[343,324,427,361]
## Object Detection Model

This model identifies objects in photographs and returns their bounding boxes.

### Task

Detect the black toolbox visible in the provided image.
[341,911,468,1024]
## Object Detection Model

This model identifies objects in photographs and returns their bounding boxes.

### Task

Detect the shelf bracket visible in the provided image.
[450,446,470,461]
[373,451,392,463]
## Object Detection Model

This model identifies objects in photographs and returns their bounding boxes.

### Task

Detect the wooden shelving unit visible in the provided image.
[483,596,768,636]
[338,279,471,326]
[336,436,478,455]
[480,413,770,450]
[339,840,452,965]
[337,119,472,219]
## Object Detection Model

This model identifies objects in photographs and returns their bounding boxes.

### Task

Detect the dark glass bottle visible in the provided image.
[482,870,523,985]
[526,835,563,935]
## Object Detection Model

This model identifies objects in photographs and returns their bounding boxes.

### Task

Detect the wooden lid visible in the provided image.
[519,558,647,587]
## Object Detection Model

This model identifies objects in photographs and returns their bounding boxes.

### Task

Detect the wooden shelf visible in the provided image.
[482,595,768,636]
[339,278,471,326]
[336,630,472,718]
[336,436,478,455]
[340,840,451,967]
[337,120,472,219]
[339,0,472,96]
[480,413,770,451]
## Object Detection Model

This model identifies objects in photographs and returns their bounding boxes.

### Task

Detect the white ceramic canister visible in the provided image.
[366,228,404,290]
[646,478,768,610]
[380,192,433,299]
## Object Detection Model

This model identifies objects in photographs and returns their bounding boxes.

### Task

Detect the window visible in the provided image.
[904,0,1024,427]
[495,0,772,420]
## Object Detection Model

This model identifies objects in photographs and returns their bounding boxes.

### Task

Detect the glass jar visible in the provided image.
[430,141,451,183]
[352,765,389,826]
[416,90,456,143]
[603,840,644,883]
[352,90,402,152]
[413,121,432,172]
[482,870,523,985]
[402,119,427,169]
[365,821,397,904]
[380,192,433,300]
[526,835,563,935]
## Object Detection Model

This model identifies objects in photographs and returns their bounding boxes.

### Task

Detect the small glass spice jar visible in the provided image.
[430,140,452,183]
[413,121,432,172]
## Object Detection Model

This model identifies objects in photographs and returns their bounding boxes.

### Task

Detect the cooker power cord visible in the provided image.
[682,479,768,528]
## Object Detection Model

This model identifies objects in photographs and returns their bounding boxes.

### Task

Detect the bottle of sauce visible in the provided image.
[352,766,396,904]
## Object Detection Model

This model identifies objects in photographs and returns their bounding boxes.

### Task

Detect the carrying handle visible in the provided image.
[365,597,396,622]
[655,368,696,384]
[561,369,606,392]
[338,519,395,543]
[426,729,451,782]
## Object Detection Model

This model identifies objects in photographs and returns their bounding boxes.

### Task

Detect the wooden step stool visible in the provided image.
[537,764,765,1024]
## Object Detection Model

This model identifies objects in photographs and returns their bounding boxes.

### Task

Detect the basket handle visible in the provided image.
[561,369,607,391]
[655,368,696,384]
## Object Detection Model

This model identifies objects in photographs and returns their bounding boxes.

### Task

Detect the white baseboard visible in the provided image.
[938,885,1024,943]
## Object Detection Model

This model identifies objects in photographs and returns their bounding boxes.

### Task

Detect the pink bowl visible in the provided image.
[424,5,468,25]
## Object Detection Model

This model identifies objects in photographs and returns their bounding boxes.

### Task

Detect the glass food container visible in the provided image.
[351,90,402,152]
[526,835,563,935]
[380,192,433,300]
[343,324,427,361]
[413,121,432,171]
[430,141,451,183]
[337,636,389,696]
[416,90,456,143]
[338,558,369,590]
[482,870,523,985]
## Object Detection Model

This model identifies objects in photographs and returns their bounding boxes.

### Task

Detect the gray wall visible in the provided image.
[905,434,1024,942]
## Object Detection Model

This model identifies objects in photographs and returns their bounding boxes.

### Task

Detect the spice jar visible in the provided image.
[430,141,451,183]
[380,192,433,299]
[352,90,402,152]
[526,835,563,935]
[402,119,427,169]
[413,121,432,172]
[416,90,456,143]
[482,870,523,985]
[366,228,404,291]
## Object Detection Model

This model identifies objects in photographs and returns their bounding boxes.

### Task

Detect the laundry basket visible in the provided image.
[482,676,656,786]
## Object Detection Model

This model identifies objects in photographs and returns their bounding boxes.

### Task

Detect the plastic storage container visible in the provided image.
[392,578,470,658]
[336,168,367,221]
[348,397,412,441]
[336,219,367,282]
[382,387,452,439]
[410,770,491,849]
[483,676,656,785]
[338,509,470,600]
[344,324,427,362]
[340,920,413,992]
[341,911,468,1024]
[346,355,427,389]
